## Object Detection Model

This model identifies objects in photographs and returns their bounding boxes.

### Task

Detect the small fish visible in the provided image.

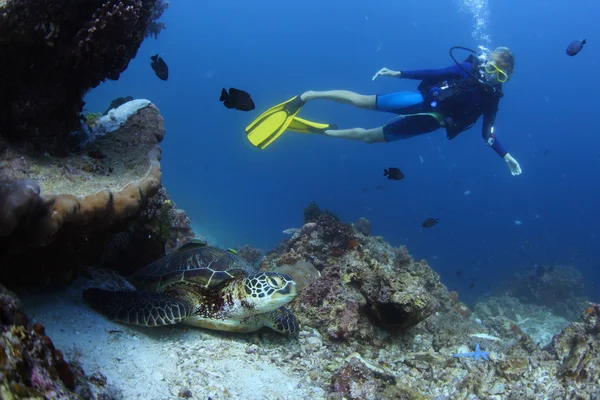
[422,218,439,228]
[469,282,476,289]
[150,54,168,81]
[566,39,586,56]
[456,269,463,277]
[219,88,255,111]
[383,167,404,180]
[543,150,549,156]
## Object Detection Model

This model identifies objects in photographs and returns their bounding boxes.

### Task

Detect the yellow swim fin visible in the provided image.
[288,116,337,134]
[245,95,305,150]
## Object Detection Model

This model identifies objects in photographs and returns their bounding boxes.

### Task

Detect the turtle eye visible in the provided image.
[267,276,283,288]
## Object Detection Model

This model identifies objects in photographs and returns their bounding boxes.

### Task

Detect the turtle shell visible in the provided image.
[129,245,254,292]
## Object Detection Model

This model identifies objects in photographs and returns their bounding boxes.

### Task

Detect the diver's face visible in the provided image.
[483,61,509,84]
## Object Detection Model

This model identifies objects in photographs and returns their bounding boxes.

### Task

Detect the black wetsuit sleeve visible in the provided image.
[400,62,471,80]
[482,97,508,157]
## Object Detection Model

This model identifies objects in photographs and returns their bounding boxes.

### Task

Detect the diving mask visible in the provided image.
[484,62,509,83]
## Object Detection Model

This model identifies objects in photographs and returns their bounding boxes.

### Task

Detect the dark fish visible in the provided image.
[422,218,439,228]
[543,150,549,156]
[456,269,463,277]
[469,282,476,289]
[103,96,134,115]
[383,167,404,180]
[150,54,168,81]
[566,39,586,56]
[220,88,255,111]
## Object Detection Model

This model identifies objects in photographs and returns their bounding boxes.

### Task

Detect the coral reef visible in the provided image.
[0,101,165,285]
[501,265,588,321]
[235,244,263,265]
[552,302,600,385]
[273,261,321,292]
[303,201,339,224]
[355,216,371,236]
[101,186,197,275]
[330,354,395,400]
[145,0,168,38]
[0,0,165,154]
[0,283,117,398]
[473,295,571,347]
[260,217,447,342]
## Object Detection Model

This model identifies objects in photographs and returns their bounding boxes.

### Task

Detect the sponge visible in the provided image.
[0,179,45,236]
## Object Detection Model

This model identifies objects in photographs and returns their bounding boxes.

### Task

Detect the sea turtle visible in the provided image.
[83,241,299,335]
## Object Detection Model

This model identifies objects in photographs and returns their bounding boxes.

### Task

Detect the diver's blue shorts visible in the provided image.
[376,91,425,114]
[376,92,442,142]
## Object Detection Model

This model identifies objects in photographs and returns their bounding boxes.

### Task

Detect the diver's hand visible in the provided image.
[372,67,401,81]
[503,153,522,176]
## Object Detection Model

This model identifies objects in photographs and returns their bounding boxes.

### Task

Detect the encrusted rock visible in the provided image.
[330,355,395,400]
[552,302,600,383]
[0,102,165,284]
[0,0,167,153]
[0,179,45,237]
[0,283,117,398]
[355,217,371,236]
[261,216,445,342]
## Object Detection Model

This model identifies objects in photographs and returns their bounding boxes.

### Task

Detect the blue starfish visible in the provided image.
[453,343,489,361]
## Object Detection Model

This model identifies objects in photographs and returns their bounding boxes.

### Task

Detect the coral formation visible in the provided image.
[473,295,571,347]
[355,216,371,236]
[260,217,446,342]
[235,244,263,265]
[145,0,168,38]
[101,186,197,275]
[303,201,339,224]
[501,265,588,321]
[0,179,45,237]
[330,355,395,400]
[0,283,116,398]
[0,102,165,285]
[0,0,165,154]
[552,302,600,385]
[273,261,321,292]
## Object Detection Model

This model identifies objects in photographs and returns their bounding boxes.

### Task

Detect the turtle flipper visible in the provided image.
[262,306,299,336]
[83,288,193,327]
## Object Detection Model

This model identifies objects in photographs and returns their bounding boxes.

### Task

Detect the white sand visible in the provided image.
[20,278,327,400]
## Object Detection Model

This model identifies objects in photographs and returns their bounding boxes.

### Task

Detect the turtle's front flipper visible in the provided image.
[83,288,193,327]
[262,306,299,336]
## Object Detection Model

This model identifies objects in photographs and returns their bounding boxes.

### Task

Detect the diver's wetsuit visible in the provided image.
[375,61,507,157]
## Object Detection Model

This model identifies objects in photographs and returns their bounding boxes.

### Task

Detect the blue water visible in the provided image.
[84,0,599,303]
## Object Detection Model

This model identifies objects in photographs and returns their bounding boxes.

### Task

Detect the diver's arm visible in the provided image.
[482,101,522,175]
[481,100,507,157]
[400,62,472,80]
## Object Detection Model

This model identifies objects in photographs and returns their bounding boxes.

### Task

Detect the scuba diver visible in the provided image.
[245,46,522,176]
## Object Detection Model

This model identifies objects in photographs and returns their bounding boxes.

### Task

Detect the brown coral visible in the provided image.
[0,102,165,284]
[0,179,46,237]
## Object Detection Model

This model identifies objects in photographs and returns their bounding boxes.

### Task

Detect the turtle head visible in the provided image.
[243,272,297,312]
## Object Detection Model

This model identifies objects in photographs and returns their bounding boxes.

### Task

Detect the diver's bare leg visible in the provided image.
[300,90,376,110]
[323,126,385,143]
